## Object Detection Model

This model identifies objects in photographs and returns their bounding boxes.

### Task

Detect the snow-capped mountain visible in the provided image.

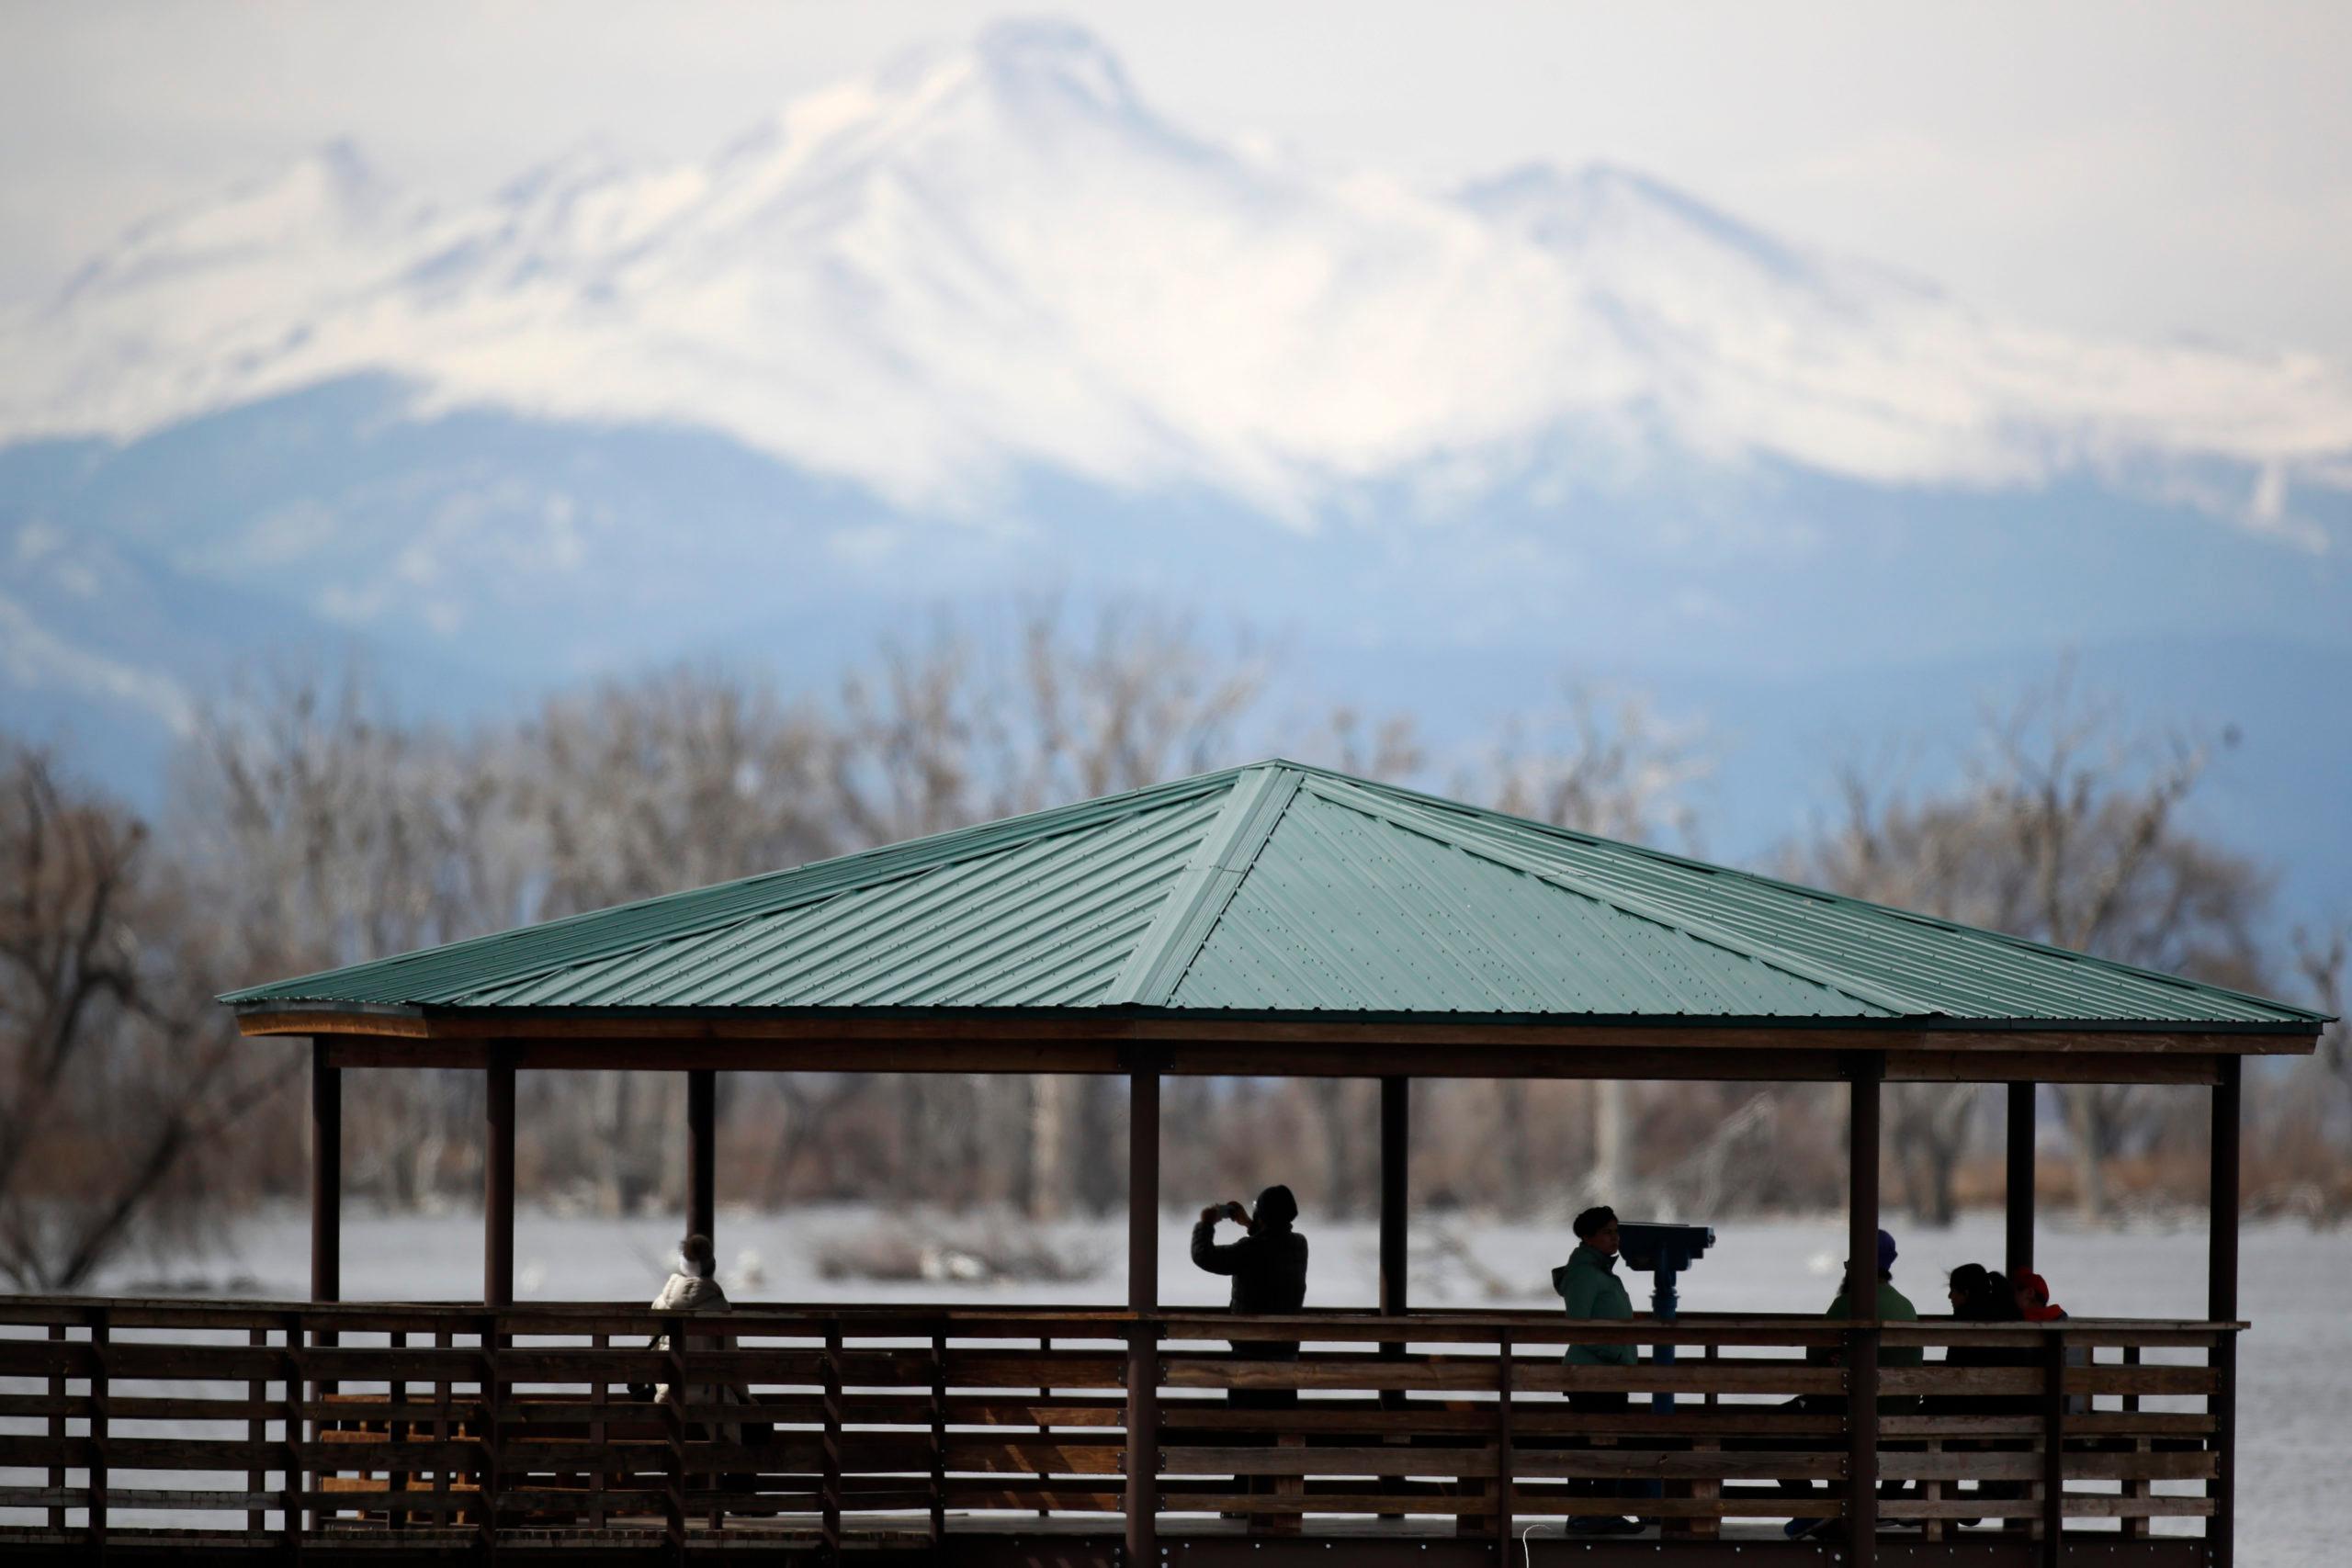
[4,19,2350,921]
[7,19,2350,538]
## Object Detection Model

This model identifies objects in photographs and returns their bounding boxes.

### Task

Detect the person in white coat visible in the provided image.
[650,1234,747,1443]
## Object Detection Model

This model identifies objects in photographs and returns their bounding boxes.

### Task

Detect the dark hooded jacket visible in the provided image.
[1191,1185,1308,1359]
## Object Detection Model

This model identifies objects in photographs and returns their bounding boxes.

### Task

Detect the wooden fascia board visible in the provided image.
[311,1032,2224,1085]
[246,1006,2318,1058]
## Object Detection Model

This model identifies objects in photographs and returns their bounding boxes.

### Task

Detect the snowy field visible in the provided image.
[61,1207,2352,1563]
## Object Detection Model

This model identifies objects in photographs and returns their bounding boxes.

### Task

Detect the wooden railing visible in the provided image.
[0,1298,2230,1554]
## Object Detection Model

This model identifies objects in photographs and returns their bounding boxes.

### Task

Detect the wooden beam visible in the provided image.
[1848,1055,1882,1562]
[1378,1077,1408,1317]
[2006,1082,2036,1280]
[2041,1330,2069,1567]
[309,1042,340,1305]
[686,1068,716,1245]
[2209,1055,2241,1568]
[241,1005,2321,1058]
[1378,1075,1409,1515]
[1896,1051,2219,1086]
[484,1049,515,1307]
[308,1035,341,1495]
[1125,1066,1160,1565]
[311,1032,2236,1085]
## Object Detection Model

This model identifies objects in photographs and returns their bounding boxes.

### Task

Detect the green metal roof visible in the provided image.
[223,761,2328,1030]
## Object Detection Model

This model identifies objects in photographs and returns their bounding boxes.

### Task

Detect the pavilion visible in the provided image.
[6,760,2325,1564]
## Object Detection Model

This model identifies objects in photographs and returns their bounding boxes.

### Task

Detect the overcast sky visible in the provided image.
[6,1,2349,359]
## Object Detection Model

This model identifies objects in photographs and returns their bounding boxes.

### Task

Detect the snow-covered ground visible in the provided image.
[62,1207,2352,1563]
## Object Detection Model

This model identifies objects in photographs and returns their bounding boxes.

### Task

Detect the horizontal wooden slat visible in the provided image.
[1876,1495,2217,1519]
[2071,1364,2220,1395]
[938,1484,1126,1511]
[1511,1495,1843,1518]
[0,1487,287,1512]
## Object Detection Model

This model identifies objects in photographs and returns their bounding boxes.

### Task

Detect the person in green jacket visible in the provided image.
[1784,1227,1922,1540]
[1820,1227,1924,1371]
[1552,1205,1643,1536]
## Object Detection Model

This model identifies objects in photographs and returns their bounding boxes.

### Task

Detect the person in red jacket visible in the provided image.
[2009,1269,2068,1322]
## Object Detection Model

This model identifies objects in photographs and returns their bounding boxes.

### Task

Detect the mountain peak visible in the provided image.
[495,137,631,208]
[1461,160,1815,284]
[6,22,2348,536]
[971,18,1138,114]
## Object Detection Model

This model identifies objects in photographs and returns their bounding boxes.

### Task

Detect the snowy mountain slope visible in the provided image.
[6,20,2350,536]
[4,18,2349,925]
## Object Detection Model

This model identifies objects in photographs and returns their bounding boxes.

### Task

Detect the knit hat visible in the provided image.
[1876,1228,1898,1274]
[2015,1271,2066,1320]
[1254,1185,1299,1227]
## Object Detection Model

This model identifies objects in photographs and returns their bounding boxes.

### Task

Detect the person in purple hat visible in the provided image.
[1781,1227,1923,1539]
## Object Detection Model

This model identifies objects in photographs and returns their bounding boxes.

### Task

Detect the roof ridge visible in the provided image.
[1103,765,1303,1006]
[1297,774,1923,1017]
[1280,761,2328,1025]
[222,765,1250,1006]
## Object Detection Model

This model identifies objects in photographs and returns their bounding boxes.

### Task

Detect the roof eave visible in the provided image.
[234,999,2326,1049]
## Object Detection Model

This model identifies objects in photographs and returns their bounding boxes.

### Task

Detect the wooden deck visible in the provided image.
[0,1297,2231,1562]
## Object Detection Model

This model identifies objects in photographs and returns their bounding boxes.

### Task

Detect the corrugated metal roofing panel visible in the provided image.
[224,770,1238,1006]
[221,758,2329,1029]
[1308,774,2304,1024]
[1172,785,1889,1016]
[455,786,1224,1008]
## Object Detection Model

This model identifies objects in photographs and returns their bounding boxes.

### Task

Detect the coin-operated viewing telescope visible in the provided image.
[1613,1223,1716,1414]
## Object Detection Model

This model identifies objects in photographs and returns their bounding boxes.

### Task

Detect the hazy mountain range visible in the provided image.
[2,20,2346,921]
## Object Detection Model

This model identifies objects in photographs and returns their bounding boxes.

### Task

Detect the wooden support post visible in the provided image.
[1847,1055,1882,1562]
[482,1046,514,1550]
[821,1319,844,1558]
[929,1328,948,1549]
[1036,1335,1052,1519]
[2209,1054,2241,1568]
[47,1323,64,1534]
[2005,1080,2035,1280]
[278,1317,301,1551]
[1125,1066,1161,1567]
[311,1041,341,1304]
[309,1038,341,1516]
[2122,1346,2150,1538]
[1690,1341,1722,1538]
[1495,1333,1515,1550]
[481,1312,503,1551]
[485,1049,516,1306]
[432,1325,452,1532]
[662,1313,687,1552]
[244,1326,266,1540]
[1378,1075,1409,1516]
[2040,1330,2068,1564]
[687,1067,716,1245]
[388,1328,411,1530]
[590,1332,610,1532]
[87,1308,108,1555]
[1379,1075,1408,1317]
[1921,1437,1943,1543]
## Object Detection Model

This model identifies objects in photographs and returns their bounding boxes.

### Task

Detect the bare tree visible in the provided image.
[2285,924,2351,1217]
[492,669,835,1212]
[2292,924,2348,1112]
[1790,669,2272,1222]
[172,669,505,1205]
[1474,683,1709,852]
[109,609,1769,1230]
[1463,682,1710,1212]
[822,601,1270,1216]
[0,745,293,1289]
